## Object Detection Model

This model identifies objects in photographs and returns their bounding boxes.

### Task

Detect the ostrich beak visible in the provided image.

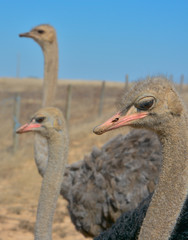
[93,110,148,135]
[19,32,32,38]
[16,122,41,134]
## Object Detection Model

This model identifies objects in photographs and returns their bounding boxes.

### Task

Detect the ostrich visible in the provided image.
[19,24,58,107]
[16,107,69,240]
[93,76,188,239]
[19,24,58,177]
[19,25,163,237]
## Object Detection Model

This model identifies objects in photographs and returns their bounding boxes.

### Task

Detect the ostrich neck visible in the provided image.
[42,41,58,107]
[34,134,48,177]
[138,115,188,240]
[34,41,58,177]
[34,130,68,240]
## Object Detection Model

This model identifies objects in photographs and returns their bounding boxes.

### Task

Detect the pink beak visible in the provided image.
[93,111,148,135]
[16,122,41,134]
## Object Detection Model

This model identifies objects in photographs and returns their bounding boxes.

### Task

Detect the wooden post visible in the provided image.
[65,84,72,123]
[13,94,21,153]
[179,74,184,93]
[98,81,105,117]
[125,74,129,91]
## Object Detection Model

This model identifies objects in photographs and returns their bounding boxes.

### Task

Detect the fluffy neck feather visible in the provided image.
[34,129,68,240]
[42,40,58,107]
[138,114,188,239]
[34,134,48,177]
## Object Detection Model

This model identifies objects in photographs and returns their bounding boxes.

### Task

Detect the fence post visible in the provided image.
[13,94,21,153]
[179,74,184,93]
[98,81,105,117]
[125,74,129,91]
[65,84,72,124]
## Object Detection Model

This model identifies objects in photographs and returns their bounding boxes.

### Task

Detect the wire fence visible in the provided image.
[0,76,187,154]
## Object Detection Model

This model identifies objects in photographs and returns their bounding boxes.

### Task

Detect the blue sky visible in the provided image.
[0,0,188,82]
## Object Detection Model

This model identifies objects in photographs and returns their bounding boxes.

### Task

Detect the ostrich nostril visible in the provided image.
[112,118,119,123]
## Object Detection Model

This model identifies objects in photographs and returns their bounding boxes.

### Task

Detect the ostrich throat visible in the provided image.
[138,115,188,239]
[35,130,68,240]
[42,40,58,107]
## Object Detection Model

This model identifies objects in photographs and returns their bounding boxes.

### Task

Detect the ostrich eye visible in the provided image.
[135,97,155,111]
[37,30,45,34]
[35,117,46,123]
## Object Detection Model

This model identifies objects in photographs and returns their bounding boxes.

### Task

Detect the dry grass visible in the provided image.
[0,77,187,240]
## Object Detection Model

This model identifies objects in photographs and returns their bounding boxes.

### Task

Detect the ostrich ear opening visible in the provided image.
[167,90,183,115]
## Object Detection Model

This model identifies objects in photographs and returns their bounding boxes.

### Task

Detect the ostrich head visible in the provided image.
[16,107,65,138]
[19,24,57,49]
[94,77,184,135]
